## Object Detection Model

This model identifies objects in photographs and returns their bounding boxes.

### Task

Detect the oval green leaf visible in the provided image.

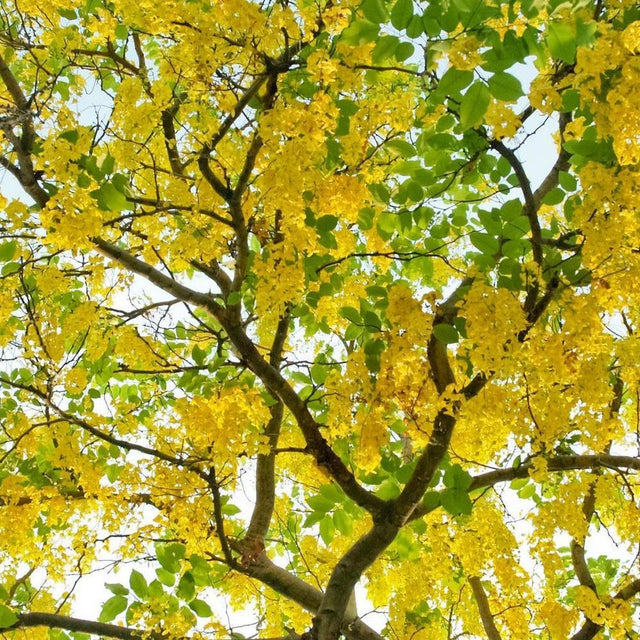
[460,82,490,129]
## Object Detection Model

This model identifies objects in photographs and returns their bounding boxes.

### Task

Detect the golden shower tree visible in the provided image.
[0,0,639,638]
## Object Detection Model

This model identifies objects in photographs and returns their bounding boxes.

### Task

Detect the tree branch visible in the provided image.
[470,454,640,489]
[533,112,571,209]
[243,555,382,640]
[469,576,503,640]
[569,580,640,640]
[6,610,304,640]
[0,375,205,477]
[93,239,382,513]
[9,612,163,640]
[489,138,542,265]
[245,310,289,544]
[409,454,640,521]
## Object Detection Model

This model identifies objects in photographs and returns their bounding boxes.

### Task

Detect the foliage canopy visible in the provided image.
[0,0,639,638]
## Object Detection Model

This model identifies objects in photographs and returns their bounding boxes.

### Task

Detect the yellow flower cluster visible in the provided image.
[484,100,522,139]
[175,387,271,467]
[448,35,484,70]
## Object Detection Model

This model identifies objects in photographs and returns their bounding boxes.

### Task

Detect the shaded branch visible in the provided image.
[92,238,226,317]
[469,576,503,640]
[570,580,640,640]
[570,483,598,593]
[470,454,640,490]
[9,612,164,640]
[93,239,382,513]
[533,112,571,209]
[245,310,289,544]
[0,55,48,206]
[6,611,303,640]
[489,138,542,265]
[243,555,381,640]
[409,454,640,521]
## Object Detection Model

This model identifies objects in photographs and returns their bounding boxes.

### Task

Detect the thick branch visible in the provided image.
[394,278,478,522]
[245,311,289,544]
[92,238,226,316]
[409,454,640,521]
[161,104,185,176]
[9,612,162,640]
[311,282,477,638]
[309,521,399,640]
[7,611,303,640]
[569,580,640,640]
[93,240,382,513]
[0,56,48,206]
[470,454,640,490]
[570,482,598,593]
[244,555,382,640]
[469,576,503,640]
[221,322,384,514]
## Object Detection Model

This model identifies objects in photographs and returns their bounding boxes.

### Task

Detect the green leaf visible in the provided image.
[542,187,565,205]
[106,464,121,483]
[114,24,128,39]
[333,508,353,535]
[99,595,127,622]
[470,232,499,255]
[129,570,148,600]
[105,583,129,596]
[0,604,18,627]
[192,344,207,365]
[59,129,80,144]
[488,73,524,101]
[226,291,242,306]
[502,239,529,259]
[395,41,414,61]
[156,567,176,587]
[559,171,577,191]
[307,494,335,513]
[91,182,130,212]
[316,215,339,232]
[518,483,536,499]
[319,483,345,503]
[371,36,400,63]
[360,0,389,23]
[0,241,17,262]
[58,8,77,19]
[441,488,473,515]
[311,363,330,385]
[340,306,361,323]
[443,464,472,490]
[433,323,459,344]
[460,82,490,129]
[156,542,186,574]
[406,15,424,37]
[319,515,335,544]
[547,21,576,63]
[391,0,413,30]
[341,19,380,44]
[377,479,401,500]
[422,491,441,512]
[177,572,196,601]
[189,598,213,617]
[2,262,21,276]
[438,68,473,96]
[388,139,416,158]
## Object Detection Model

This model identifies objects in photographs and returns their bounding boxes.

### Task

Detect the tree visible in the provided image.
[0,0,639,638]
